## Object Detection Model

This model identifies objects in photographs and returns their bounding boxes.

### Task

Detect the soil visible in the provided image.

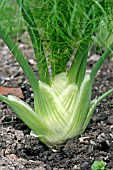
[0,39,113,170]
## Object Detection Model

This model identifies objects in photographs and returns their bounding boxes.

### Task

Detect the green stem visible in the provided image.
[76,49,88,88]
[81,88,113,134]
[0,27,39,93]
[17,0,51,85]
[95,88,113,105]
[68,42,89,85]
[90,42,113,81]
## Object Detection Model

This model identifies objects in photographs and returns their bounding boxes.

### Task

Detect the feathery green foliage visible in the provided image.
[31,0,113,75]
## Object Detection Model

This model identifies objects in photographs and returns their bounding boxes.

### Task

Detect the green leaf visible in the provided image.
[65,73,92,138]
[0,94,67,146]
[91,160,105,170]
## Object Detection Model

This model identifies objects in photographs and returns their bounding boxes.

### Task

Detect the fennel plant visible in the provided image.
[0,0,113,147]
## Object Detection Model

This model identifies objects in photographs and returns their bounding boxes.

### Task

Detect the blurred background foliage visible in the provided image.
[0,0,26,38]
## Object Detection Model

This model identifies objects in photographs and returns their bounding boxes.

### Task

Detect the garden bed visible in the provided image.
[0,40,113,170]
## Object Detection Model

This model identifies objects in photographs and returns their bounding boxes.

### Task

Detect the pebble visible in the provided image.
[108,115,113,124]
[15,130,24,141]
[110,134,113,139]
[110,125,113,131]
[5,147,12,155]
[97,133,106,142]
[90,140,96,145]
[9,154,17,159]
[72,164,81,170]
[17,143,22,150]
[79,136,90,143]
[6,126,15,133]
[29,59,36,65]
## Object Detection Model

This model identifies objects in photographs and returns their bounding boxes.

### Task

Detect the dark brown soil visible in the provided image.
[0,40,113,170]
